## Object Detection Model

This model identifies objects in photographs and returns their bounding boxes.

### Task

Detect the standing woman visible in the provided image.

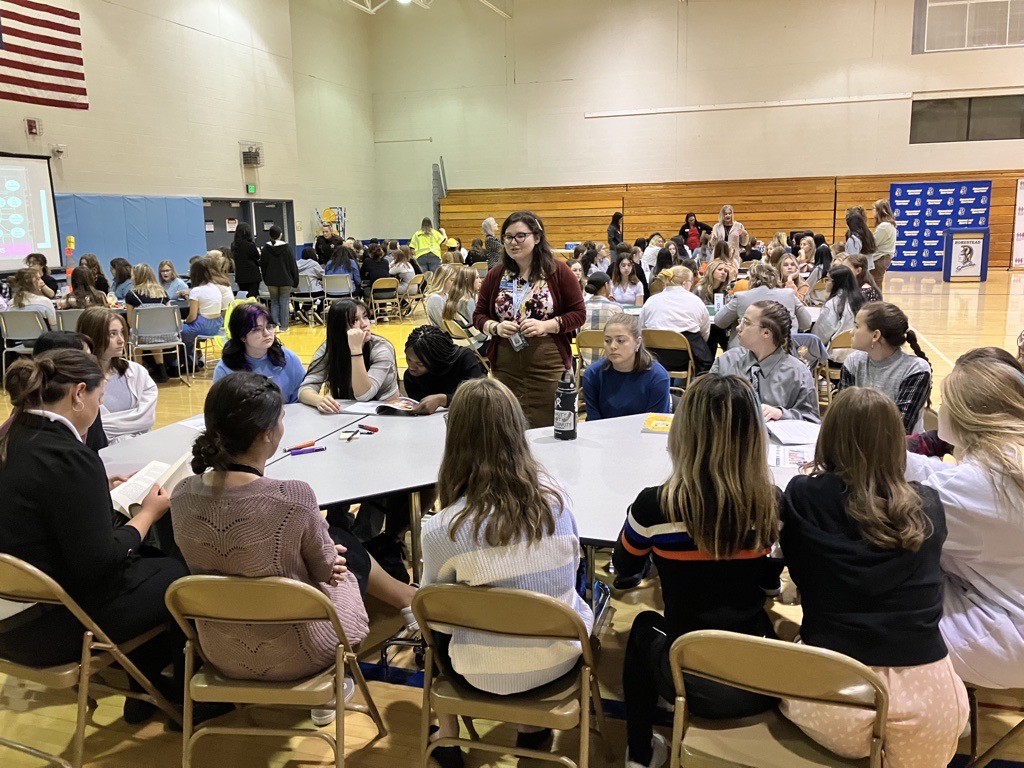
[610,255,644,306]
[872,199,897,289]
[845,209,877,271]
[615,374,781,768]
[582,313,670,420]
[9,267,56,328]
[781,387,968,766]
[607,211,624,248]
[180,259,225,367]
[678,212,712,253]
[839,302,932,433]
[214,302,306,403]
[482,216,503,269]
[410,217,446,274]
[260,225,298,333]
[904,358,1024,690]
[109,258,134,301]
[0,349,186,724]
[77,307,158,443]
[421,378,592,764]
[299,298,399,411]
[711,204,746,249]
[472,211,586,428]
[79,253,110,295]
[231,221,263,300]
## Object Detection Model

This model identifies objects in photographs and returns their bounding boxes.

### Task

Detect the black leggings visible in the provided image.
[623,611,778,764]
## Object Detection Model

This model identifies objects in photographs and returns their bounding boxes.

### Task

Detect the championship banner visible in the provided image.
[890,180,991,272]
[1013,178,1024,270]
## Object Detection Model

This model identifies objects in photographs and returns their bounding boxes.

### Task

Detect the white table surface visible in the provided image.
[100,402,363,474]
[265,411,448,505]
[526,414,799,547]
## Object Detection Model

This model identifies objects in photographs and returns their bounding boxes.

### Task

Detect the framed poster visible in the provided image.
[943,228,989,283]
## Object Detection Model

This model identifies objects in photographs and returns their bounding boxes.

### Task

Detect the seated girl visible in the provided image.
[109,258,135,302]
[839,302,931,433]
[10,267,56,328]
[389,247,417,295]
[582,313,670,420]
[693,258,733,357]
[711,300,820,423]
[158,260,189,300]
[403,326,486,415]
[422,378,592,767]
[905,356,1024,690]
[299,299,399,411]
[77,307,158,443]
[181,259,225,368]
[171,372,417,723]
[124,264,173,383]
[440,265,489,351]
[813,265,864,362]
[610,255,644,306]
[782,387,967,767]
[776,253,810,304]
[614,374,781,768]
[214,302,306,403]
[24,253,58,297]
[61,265,108,309]
[325,244,364,297]
[0,349,186,724]
[838,252,882,303]
[424,264,458,328]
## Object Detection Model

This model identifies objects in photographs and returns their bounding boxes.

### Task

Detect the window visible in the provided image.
[915,0,1024,52]
[910,95,1024,143]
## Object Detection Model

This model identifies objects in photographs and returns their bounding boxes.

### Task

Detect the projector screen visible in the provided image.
[0,153,61,273]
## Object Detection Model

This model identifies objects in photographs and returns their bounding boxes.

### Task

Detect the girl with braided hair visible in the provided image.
[171,372,418,724]
[404,325,487,415]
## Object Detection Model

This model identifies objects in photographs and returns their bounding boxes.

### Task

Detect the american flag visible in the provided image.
[0,0,88,110]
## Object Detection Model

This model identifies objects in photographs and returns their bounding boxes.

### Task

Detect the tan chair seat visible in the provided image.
[0,659,84,689]
[430,673,582,730]
[680,709,871,767]
[190,666,336,706]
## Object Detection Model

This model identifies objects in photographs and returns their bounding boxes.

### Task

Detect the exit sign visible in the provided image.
[246,184,257,195]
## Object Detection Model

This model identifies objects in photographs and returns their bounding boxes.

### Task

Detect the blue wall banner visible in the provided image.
[889,181,991,272]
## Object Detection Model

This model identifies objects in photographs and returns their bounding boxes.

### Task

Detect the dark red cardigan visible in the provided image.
[473,259,586,370]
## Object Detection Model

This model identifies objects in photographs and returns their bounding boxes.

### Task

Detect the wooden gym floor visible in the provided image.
[1,271,1024,767]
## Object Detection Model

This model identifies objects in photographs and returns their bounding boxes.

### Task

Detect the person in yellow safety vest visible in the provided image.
[409,217,447,274]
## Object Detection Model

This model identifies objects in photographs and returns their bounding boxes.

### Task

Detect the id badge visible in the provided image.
[509,331,529,352]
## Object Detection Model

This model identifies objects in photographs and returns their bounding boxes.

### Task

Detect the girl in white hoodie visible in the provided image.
[905,353,1024,689]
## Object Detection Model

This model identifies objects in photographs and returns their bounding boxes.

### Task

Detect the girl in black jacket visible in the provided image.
[231,222,263,299]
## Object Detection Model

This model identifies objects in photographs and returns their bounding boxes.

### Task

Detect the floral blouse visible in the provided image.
[494,271,555,322]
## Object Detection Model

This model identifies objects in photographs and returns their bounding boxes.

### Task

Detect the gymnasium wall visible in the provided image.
[371,0,1024,237]
[441,169,1024,268]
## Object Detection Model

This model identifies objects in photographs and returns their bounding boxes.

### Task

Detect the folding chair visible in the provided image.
[739,260,760,270]
[0,310,46,381]
[293,275,325,326]
[791,332,831,409]
[403,273,427,318]
[192,322,227,379]
[368,278,401,322]
[130,305,191,387]
[0,554,181,768]
[411,584,610,768]
[824,329,854,399]
[165,575,387,768]
[472,262,488,274]
[809,277,830,306]
[642,329,695,389]
[574,329,605,410]
[324,273,354,301]
[668,629,889,768]
[443,318,490,373]
[56,308,85,332]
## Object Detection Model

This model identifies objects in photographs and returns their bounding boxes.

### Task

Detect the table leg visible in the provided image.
[409,490,422,584]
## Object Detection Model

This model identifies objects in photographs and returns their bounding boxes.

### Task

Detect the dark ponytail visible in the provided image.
[191,371,283,473]
[1,349,104,464]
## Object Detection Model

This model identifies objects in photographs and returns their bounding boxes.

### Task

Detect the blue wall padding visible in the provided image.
[55,194,205,273]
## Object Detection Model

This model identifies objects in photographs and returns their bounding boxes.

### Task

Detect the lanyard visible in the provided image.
[510,278,532,317]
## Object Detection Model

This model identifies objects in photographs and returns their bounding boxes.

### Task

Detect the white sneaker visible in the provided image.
[625,732,669,768]
[401,606,419,632]
[311,677,356,727]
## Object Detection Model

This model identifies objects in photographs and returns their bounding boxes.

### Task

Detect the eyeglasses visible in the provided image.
[249,323,278,336]
[502,232,533,244]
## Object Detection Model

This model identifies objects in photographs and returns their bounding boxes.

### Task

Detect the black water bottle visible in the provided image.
[554,370,578,440]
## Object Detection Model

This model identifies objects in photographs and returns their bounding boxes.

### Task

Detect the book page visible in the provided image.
[766,420,821,445]
[766,444,816,468]
[110,461,169,516]
[341,401,384,415]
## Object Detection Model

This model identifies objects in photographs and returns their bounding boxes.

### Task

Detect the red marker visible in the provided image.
[358,423,379,433]
[284,440,315,453]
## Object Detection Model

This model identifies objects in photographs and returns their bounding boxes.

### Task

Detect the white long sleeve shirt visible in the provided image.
[639,286,710,340]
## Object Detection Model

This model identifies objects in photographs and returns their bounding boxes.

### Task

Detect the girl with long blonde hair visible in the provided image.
[614,374,780,767]
[441,265,488,351]
[906,357,1024,691]
[424,263,458,328]
[421,378,592,761]
[782,387,967,766]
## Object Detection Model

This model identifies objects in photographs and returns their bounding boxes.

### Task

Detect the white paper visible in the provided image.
[766,420,821,445]
[714,292,724,311]
[341,401,384,415]
[766,444,816,468]
[179,415,206,431]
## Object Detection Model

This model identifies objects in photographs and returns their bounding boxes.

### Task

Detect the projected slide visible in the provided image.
[0,154,61,272]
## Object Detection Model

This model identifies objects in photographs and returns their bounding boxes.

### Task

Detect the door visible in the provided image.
[252,201,295,248]
[202,199,251,252]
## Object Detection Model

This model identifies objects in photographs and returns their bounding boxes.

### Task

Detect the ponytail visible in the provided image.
[191,372,283,474]
[0,349,104,465]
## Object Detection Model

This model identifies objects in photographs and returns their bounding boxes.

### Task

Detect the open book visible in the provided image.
[342,397,421,416]
[110,451,192,518]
